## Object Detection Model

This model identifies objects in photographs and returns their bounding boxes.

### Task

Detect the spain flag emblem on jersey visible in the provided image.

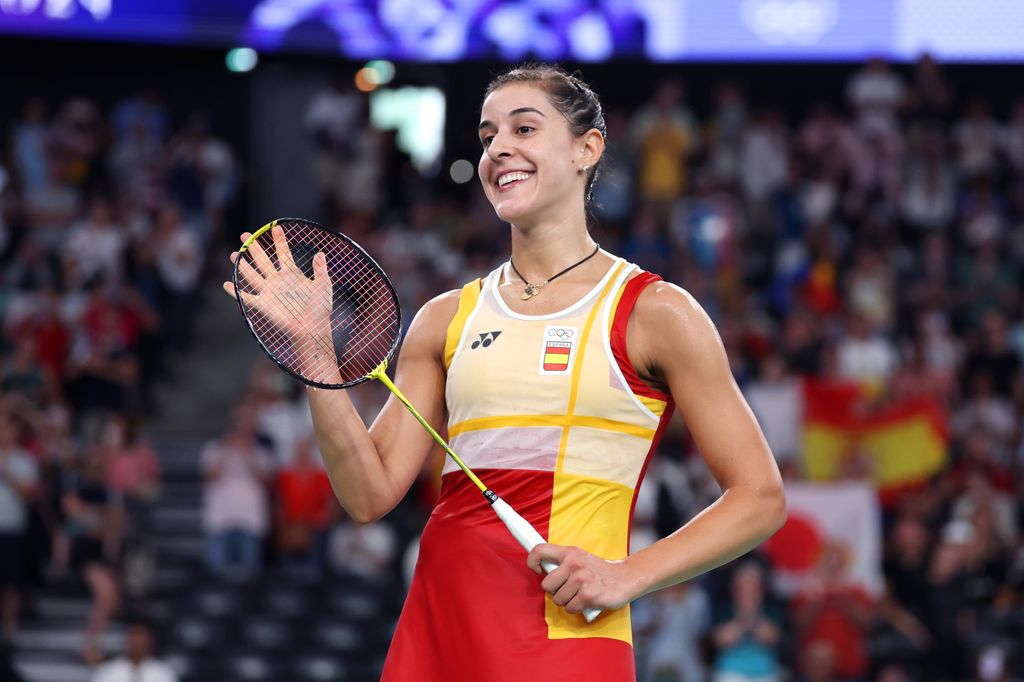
[540,326,576,374]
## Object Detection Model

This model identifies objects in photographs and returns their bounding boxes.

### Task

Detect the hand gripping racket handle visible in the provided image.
[490,497,602,623]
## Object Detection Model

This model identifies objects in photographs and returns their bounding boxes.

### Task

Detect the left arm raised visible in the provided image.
[529,282,786,614]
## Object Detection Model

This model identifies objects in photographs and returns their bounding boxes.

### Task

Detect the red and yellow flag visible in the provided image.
[802,380,948,502]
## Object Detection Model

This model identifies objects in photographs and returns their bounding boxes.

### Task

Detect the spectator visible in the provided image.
[62,196,126,285]
[200,404,272,582]
[60,447,124,664]
[846,57,905,139]
[836,312,898,386]
[954,98,1003,179]
[24,162,81,253]
[628,79,698,217]
[905,53,953,125]
[91,618,178,682]
[11,98,49,193]
[965,311,1021,399]
[792,544,874,681]
[1004,98,1024,173]
[744,354,802,464]
[0,413,39,642]
[328,520,397,581]
[103,414,160,598]
[152,204,202,352]
[273,436,338,580]
[643,581,711,682]
[711,562,784,682]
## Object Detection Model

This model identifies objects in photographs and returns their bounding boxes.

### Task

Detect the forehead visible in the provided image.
[480,82,555,122]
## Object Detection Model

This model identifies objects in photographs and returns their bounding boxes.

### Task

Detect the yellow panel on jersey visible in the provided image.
[448,414,656,440]
[545,472,634,643]
[444,279,482,372]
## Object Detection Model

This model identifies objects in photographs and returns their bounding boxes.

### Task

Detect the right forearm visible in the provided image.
[307,386,403,522]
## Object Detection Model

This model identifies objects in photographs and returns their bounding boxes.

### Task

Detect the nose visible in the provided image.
[486,130,514,161]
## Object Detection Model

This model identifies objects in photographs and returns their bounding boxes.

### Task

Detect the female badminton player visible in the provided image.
[224,64,786,681]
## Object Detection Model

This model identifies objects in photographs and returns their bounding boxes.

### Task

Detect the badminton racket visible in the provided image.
[231,218,601,623]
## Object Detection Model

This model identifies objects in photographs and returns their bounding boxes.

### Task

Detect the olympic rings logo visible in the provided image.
[548,329,574,339]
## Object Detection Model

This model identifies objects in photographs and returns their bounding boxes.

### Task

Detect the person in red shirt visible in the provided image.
[274,436,339,580]
[792,543,875,681]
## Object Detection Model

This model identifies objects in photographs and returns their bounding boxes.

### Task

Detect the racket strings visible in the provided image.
[236,219,400,387]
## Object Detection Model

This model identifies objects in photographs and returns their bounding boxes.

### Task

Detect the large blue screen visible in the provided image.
[1,0,1021,61]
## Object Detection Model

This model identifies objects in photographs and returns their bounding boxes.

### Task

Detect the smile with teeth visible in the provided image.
[497,171,534,188]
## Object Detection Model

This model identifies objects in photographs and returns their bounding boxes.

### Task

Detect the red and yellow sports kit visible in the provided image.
[381,257,674,682]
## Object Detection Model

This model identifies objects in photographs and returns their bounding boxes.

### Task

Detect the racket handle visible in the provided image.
[489,497,602,623]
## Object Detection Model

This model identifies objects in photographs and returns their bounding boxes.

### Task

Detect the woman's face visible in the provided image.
[478,83,586,227]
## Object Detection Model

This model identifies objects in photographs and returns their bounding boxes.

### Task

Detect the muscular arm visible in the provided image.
[306,290,458,523]
[622,282,786,597]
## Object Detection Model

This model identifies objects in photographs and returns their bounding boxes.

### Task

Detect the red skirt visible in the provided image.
[381,470,636,682]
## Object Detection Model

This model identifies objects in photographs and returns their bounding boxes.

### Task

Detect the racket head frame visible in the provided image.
[232,217,403,390]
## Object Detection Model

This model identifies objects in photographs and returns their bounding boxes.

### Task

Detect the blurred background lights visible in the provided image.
[354,67,379,92]
[366,59,396,84]
[225,47,258,72]
[449,159,475,184]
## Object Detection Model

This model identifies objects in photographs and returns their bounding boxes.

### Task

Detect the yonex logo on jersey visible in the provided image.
[471,331,502,349]
[539,325,577,375]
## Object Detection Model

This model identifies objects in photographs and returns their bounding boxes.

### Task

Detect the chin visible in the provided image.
[493,200,534,225]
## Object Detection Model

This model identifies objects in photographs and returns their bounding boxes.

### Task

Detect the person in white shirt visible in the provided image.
[91,620,178,682]
[200,404,272,582]
[0,413,38,642]
[62,197,126,285]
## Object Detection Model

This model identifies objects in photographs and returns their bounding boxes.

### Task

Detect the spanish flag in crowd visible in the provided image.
[801,379,949,505]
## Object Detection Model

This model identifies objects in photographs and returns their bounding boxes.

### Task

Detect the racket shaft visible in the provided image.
[374,370,488,494]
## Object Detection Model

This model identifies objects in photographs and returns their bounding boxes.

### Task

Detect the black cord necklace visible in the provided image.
[509,244,601,300]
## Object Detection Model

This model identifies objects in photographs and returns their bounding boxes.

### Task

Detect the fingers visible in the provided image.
[564,593,588,615]
[236,257,266,293]
[551,574,581,608]
[272,224,299,271]
[527,543,565,575]
[311,251,328,284]
[243,231,276,277]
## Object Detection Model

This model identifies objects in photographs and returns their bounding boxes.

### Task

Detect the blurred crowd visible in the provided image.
[0,89,238,666]
[2,53,1024,682]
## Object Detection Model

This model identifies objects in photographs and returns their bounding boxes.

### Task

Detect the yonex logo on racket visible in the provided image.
[471,331,502,349]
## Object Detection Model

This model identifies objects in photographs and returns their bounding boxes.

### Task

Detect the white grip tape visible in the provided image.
[491,497,602,623]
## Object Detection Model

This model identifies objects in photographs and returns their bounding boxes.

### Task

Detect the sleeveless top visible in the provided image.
[381,256,674,682]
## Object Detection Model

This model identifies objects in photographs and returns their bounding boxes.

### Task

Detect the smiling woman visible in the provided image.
[225,63,786,682]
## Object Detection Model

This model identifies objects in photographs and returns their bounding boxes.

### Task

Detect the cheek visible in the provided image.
[478,157,491,190]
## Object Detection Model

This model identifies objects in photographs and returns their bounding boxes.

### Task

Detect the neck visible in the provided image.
[508,214,597,283]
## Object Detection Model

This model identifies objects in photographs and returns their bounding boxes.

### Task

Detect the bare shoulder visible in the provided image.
[402,289,463,363]
[628,280,724,374]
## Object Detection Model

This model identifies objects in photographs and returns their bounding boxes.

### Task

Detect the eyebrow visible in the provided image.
[478,107,547,131]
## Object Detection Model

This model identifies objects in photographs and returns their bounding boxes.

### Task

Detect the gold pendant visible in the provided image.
[521,284,541,300]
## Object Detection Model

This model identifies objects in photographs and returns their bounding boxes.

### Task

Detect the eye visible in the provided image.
[517,126,534,135]
[481,135,494,148]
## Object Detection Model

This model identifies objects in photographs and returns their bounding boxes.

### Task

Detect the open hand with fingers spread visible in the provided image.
[223,225,336,371]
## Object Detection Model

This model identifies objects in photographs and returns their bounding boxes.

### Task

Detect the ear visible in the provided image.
[579,128,605,170]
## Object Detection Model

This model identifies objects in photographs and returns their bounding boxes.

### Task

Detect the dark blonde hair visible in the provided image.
[485,64,607,205]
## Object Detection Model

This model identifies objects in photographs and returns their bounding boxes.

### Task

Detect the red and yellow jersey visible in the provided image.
[382,256,673,682]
